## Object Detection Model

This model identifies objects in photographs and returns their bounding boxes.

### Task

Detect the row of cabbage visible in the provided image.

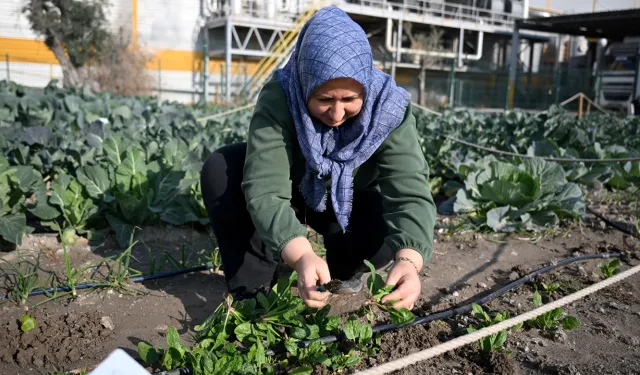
[1,80,638,248]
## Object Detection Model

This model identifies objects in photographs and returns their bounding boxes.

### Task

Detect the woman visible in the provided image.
[201,6,436,310]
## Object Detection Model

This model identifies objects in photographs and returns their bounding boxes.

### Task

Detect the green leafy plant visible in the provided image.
[20,314,36,333]
[360,260,416,326]
[0,156,32,246]
[527,291,580,332]
[136,270,403,374]
[35,173,99,245]
[443,158,586,233]
[465,304,521,353]
[540,282,561,294]
[600,258,621,279]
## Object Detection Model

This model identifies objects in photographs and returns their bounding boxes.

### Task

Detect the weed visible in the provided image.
[104,240,146,295]
[600,258,621,279]
[209,247,223,273]
[60,239,104,298]
[527,290,580,332]
[1,253,42,305]
[465,304,521,353]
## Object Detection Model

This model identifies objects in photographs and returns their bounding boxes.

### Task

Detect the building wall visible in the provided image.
[0,0,254,103]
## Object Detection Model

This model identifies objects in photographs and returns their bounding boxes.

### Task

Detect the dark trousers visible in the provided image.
[200,142,393,298]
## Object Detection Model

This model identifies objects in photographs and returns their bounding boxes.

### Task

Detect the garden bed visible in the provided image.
[0,200,638,375]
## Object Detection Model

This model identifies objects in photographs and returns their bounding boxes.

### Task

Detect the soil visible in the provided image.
[0,193,639,375]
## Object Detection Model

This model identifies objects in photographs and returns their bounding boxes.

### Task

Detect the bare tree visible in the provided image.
[22,0,112,88]
[403,24,446,106]
[89,27,155,96]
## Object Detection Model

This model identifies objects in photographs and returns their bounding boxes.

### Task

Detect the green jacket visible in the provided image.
[241,77,436,261]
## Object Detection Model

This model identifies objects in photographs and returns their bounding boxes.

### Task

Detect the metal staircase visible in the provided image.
[242,0,331,101]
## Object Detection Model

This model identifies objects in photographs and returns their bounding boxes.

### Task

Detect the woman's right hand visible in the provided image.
[281,237,332,309]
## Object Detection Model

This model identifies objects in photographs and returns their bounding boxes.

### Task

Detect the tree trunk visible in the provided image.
[48,37,82,87]
[418,58,426,106]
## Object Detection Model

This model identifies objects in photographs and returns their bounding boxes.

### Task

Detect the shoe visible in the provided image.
[334,259,395,295]
[335,272,364,294]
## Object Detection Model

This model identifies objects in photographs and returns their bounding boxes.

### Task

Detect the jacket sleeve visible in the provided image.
[374,103,437,262]
[240,80,308,253]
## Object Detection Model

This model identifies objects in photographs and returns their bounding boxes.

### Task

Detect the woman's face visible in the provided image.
[307,78,364,127]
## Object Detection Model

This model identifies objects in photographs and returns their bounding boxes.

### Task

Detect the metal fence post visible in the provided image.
[157,60,162,101]
[448,59,456,108]
[5,54,9,82]
[554,68,562,105]
[595,67,602,108]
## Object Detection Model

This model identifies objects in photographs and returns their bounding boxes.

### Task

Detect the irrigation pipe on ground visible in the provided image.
[437,133,640,163]
[587,206,640,240]
[196,103,256,122]
[353,260,640,375]
[0,263,215,300]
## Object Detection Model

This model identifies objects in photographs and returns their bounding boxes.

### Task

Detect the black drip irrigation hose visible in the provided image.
[153,251,624,375]
[0,263,214,300]
[587,206,640,240]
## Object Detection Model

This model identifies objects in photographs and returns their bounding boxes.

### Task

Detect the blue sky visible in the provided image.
[530,0,637,13]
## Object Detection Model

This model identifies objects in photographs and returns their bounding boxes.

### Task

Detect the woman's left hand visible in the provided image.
[380,249,423,310]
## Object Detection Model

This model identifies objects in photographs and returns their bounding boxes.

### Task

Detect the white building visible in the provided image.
[1,0,549,105]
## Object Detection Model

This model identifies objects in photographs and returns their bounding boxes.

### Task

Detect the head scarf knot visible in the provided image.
[275,6,410,232]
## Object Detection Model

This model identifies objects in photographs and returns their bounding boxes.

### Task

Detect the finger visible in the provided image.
[392,299,413,310]
[316,262,332,285]
[304,298,327,309]
[385,267,403,286]
[306,287,330,302]
[381,284,410,305]
[389,290,420,310]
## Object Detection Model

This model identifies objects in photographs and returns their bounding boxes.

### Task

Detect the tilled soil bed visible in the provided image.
[0,201,639,375]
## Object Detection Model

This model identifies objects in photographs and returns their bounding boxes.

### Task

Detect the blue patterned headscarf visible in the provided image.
[275,6,411,232]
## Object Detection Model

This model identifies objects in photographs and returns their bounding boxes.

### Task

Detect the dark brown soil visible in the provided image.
[0,310,115,371]
[0,194,639,374]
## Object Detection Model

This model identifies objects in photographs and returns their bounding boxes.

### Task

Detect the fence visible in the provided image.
[415,64,595,111]
[0,53,251,105]
[1,52,597,111]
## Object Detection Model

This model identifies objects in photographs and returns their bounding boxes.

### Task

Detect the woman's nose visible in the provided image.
[330,103,345,122]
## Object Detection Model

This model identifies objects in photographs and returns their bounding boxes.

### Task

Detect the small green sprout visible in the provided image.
[527,291,580,332]
[465,304,522,353]
[600,258,621,279]
[20,314,36,333]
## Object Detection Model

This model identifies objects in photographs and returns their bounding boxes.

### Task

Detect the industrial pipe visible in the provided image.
[385,17,484,62]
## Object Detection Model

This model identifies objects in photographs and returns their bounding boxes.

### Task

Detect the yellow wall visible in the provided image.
[0,36,260,74]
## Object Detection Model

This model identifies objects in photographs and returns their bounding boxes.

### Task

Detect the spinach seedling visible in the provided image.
[362,260,416,326]
[527,291,580,332]
[600,258,621,279]
[540,281,561,294]
[465,304,521,353]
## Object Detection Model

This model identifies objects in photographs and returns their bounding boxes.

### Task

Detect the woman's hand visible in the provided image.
[281,237,331,309]
[381,249,423,310]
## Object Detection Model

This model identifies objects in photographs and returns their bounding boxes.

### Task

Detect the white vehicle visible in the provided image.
[595,37,640,116]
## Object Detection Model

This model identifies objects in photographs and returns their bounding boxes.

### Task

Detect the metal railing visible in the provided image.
[209,0,523,27]
[240,0,331,100]
[339,0,522,27]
